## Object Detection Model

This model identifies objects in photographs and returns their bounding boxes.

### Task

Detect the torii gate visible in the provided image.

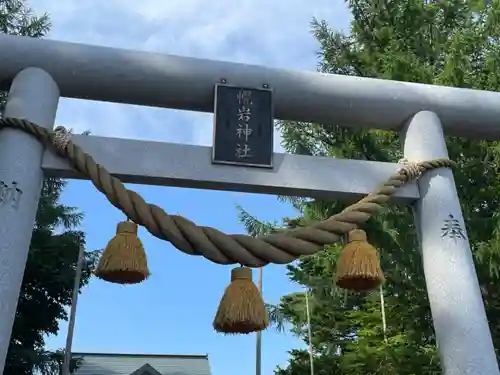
[0,32,499,375]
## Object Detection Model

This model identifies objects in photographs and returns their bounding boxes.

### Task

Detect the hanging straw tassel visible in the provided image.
[94,221,150,285]
[213,266,269,334]
[335,229,384,292]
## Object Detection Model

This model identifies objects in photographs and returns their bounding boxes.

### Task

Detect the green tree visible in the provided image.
[5,178,99,375]
[0,0,50,111]
[0,0,50,36]
[256,1,500,374]
[0,1,99,374]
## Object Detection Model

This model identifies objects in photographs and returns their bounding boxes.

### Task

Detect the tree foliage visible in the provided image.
[240,1,500,374]
[0,0,50,112]
[5,178,100,375]
[1,1,98,374]
[0,0,50,36]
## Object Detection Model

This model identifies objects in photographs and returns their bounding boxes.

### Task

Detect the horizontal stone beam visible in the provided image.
[41,135,419,204]
[0,33,499,138]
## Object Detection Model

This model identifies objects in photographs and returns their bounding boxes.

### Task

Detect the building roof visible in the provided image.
[71,352,212,375]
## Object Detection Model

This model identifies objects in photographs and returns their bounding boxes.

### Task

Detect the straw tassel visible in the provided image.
[335,229,384,292]
[94,221,150,284]
[213,267,269,334]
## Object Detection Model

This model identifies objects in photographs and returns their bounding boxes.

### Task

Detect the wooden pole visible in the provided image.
[256,267,263,375]
[62,245,85,375]
[305,289,314,375]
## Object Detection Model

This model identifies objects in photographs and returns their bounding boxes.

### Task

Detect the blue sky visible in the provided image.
[26,1,351,374]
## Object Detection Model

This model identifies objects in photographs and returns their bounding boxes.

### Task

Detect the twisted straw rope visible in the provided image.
[0,117,456,267]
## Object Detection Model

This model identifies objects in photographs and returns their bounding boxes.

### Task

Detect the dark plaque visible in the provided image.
[212,84,274,168]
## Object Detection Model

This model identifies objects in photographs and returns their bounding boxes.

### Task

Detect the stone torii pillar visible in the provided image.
[402,111,499,375]
[0,68,59,373]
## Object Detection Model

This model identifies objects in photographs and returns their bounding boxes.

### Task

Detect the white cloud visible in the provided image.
[27,0,350,148]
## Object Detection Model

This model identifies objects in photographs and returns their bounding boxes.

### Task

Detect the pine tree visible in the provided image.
[4,178,99,375]
[255,1,500,374]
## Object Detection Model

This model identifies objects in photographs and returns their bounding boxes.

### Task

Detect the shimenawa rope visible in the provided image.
[0,117,456,268]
